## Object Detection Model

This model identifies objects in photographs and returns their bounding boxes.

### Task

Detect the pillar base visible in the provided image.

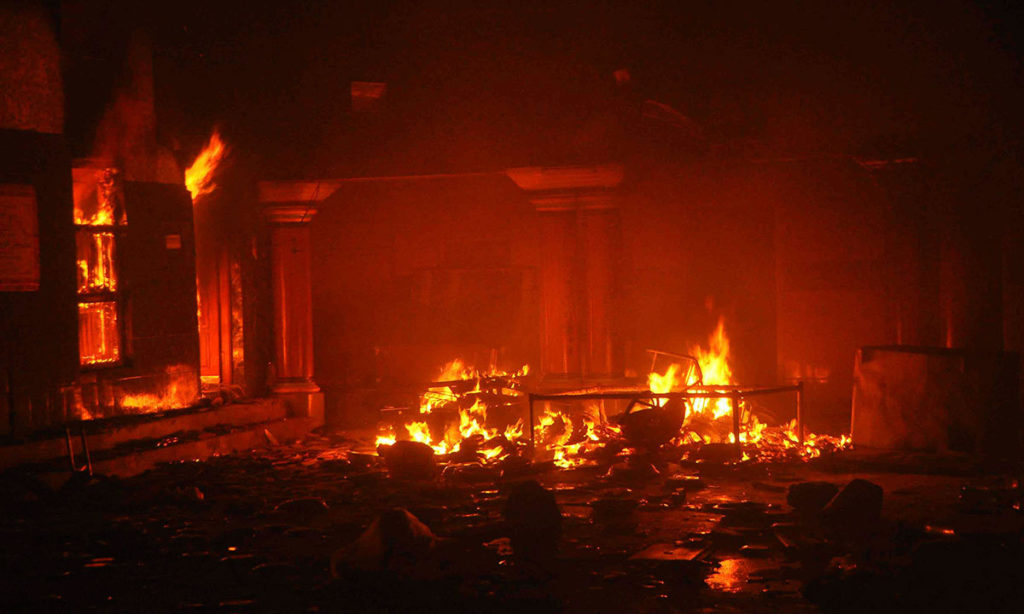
[271,379,324,424]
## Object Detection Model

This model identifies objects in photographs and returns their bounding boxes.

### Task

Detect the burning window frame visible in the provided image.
[73,166,127,368]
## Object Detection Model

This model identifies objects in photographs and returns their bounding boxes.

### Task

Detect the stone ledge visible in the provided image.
[0,398,290,471]
[36,416,317,490]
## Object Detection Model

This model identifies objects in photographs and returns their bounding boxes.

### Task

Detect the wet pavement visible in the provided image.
[2,432,1024,613]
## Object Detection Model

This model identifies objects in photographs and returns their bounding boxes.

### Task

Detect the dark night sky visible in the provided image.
[62,0,1024,178]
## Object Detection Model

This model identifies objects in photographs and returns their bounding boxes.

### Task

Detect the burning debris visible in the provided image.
[630,318,851,461]
[374,320,850,477]
[375,360,532,463]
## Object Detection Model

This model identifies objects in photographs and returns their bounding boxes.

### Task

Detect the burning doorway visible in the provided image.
[186,130,245,393]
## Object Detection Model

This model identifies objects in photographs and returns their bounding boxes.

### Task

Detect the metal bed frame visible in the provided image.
[528,382,804,456]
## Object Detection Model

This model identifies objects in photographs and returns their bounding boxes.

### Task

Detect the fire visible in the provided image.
[77,232,117,293]
[438,359,475,382]
[419,359,474,414]
[185,129,228,201]
[504,420,524,440]
[647,364,681,407]
[118,365,198,412]
[688,318,734,420]
[458,400,490,440]
[375,360,531,458]
[644,318,749,440]
[644,317,735,422]
[73,167,124,227]
[405,421,450,455]
[372,322,849,470]
[645,318,735,419]
[375,425,397,447]
[78,301,121,365]
[644,317,851,460]
[539,408,583,469]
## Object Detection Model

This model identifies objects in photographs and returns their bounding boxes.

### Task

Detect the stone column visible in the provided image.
[265,204,323,422]
[536,205,581,378]
[580,199,622,378]
[506,165,624,385]
[939,208,1003,351]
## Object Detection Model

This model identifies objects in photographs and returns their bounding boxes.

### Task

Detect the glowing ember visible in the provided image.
[185,129,228,202]
[375,425,397,447]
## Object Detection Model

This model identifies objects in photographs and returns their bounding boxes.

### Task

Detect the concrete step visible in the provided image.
[35,415,317,489]
[0,398,293,472]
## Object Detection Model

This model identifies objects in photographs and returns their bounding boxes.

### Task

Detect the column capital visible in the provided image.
[258,180,343,204]
[505,164,623,212]
[264,203,318,225]
[505,164,624,193]
[271,378,321,394]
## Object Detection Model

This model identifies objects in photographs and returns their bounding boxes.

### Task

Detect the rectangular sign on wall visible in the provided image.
[0,184,40,292]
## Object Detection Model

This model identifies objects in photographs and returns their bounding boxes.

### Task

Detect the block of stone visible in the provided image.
[787,481,839,514]
[503,480,562,560]
[379,440,436,479]
[821,479,883,530]
[852,346,1021,455]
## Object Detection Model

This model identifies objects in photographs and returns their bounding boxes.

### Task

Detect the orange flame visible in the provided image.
[118,365,198,412]
[375,424,397,448]
[77,232,117,293]
[73,167,124,227]
[646,317,738,430]
[419,359,475,413]
[185,129,228,202]
[376,359,530,459]
[689,317,734,420]
[371,321,850,468]
[646,317,851,460]
[78,301,121,366]
[647,363,681,407]
[405,421,450,455]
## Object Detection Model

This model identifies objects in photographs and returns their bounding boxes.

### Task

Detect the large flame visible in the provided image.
[645,317,734,419]
[185,129,228,202]
[646,318,759,446]
[688,317,734,420]
[646,317,850,459]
